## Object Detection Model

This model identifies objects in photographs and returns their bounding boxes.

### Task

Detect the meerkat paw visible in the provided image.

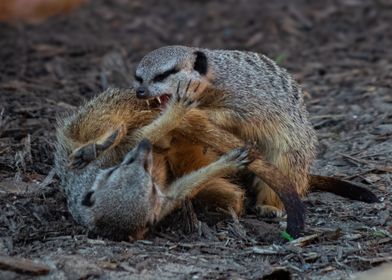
[184,78,209,101]
[220,147,250,170]
[256,205,286,218]
[69,143,98,169]
[169,80,200,111]
[69,126,125,169]
[160,82,197,126]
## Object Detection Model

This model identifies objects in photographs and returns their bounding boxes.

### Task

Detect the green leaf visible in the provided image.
[281,231,294,241]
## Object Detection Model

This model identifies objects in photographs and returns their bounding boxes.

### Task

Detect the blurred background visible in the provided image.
[1,0,391,103]
[0,0,86,23]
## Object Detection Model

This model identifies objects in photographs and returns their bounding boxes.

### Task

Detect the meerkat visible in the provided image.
[60,85,378,238]
[57,87,248,216]
[132,45,382,232]
[55,136,248,240]
[55,86,251,240]
[133,46,317,217]
[56,86,308,237]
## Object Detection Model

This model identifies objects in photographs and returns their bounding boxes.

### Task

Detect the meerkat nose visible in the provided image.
[136,86,148,99]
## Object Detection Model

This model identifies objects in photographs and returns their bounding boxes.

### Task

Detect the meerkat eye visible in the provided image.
[134,74,143,83]
[153,68,179,82]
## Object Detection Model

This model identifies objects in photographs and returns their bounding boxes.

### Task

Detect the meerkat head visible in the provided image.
[134,46,210,108]
[81,139,164,240]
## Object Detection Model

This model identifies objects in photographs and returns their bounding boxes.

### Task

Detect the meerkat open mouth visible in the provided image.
[145,94,171,109]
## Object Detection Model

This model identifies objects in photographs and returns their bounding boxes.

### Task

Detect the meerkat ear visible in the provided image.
[193,51,208,75]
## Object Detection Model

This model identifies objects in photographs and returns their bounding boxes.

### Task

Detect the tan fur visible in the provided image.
[166,136,244,213]
[193,179,244,215]
[170,108,306,219]
[58,86,310,237]
[198,94,311,213]
[58,89,246,215]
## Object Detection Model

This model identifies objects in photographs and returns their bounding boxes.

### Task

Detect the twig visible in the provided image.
[39,168,56,189]
[0,255,50,276]
[339,152,392,173]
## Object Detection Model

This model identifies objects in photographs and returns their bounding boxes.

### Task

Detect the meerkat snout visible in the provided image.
[136,86,148,99]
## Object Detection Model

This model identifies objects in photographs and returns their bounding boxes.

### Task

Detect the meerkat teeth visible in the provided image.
[157,97,162,104]
[146,100,150,106]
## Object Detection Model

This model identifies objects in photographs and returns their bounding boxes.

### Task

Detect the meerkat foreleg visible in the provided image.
[69,124,127,169]
[158,147,249,220]
[131,81,199,145]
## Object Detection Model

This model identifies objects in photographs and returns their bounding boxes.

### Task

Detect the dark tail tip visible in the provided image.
[282,192,306,239]
[310,175,380,203]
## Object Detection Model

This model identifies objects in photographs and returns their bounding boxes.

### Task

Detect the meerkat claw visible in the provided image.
[192,81,201,93]
[185,79,192,93]
[223,147,250,169]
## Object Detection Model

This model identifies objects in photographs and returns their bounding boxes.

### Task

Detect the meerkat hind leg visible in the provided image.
[254,151,308,218]
[254,179,285,218]
[194,178,245,216]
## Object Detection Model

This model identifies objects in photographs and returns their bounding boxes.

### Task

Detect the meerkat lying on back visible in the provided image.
[133,46,317,218]
[57,84,310,237]
[55,87,250,240]
[58,138,248,240]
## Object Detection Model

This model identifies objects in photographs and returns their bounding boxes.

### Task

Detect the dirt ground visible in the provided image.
[0,0,391,279]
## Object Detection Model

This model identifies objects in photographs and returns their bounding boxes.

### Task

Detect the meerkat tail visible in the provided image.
[309,175,380,203]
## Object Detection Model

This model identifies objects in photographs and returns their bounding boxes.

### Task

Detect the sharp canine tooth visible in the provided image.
[157,97,162,104]
[146,100,150,106]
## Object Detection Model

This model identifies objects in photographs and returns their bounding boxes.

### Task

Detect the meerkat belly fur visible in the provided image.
[134,46,317,217]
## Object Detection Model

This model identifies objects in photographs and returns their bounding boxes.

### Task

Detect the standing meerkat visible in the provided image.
[133,46,317,219]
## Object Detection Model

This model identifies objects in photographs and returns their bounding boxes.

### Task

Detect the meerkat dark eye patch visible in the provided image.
[82,191,95,207]
[193,51,208,75]
[134,74,143,83]
[153,68,179,82]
